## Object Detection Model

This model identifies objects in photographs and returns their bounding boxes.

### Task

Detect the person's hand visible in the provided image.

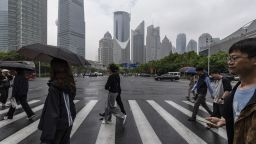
[205,117,226,128]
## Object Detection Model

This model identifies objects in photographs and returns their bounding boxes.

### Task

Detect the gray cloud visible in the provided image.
[48,0,256,60]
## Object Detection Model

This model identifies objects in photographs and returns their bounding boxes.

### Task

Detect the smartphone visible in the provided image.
[197,118,219,127]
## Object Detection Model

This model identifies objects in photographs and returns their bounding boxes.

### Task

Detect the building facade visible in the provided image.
[58,0,85,58]
[186,39,197,53]
[98,32,113,66]
[176,33,186,54]
[146,25,160,62]
[0,0,47,52]
[198,33,212,52]
[158,36,172,59]
[113,11,130,64]
[131,21,144,64]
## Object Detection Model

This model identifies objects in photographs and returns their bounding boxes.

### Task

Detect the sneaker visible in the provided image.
[188,117,196,122]
[3,115,12,120]
[102,119,111,124]
[27,114,36,120]
[122,115,127,125]
[99,113,105,117]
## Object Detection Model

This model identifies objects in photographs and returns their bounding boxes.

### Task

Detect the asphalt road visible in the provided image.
[0,76,230,144]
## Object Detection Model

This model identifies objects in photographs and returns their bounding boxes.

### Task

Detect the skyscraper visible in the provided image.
[113,11,130,64]
[131,21,144,64]
[146,25,160,62]
[186,39,197,53]
[158,36,172,59]
[58,0,85,58]
[0,0,47,52]
[176,33,186,54]
[198,33,212,52]
[98,32,113,66]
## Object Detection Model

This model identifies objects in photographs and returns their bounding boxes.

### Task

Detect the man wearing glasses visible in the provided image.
[206,38,256,144]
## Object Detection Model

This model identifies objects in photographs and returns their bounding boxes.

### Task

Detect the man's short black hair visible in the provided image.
[196,67,204,71]
[108,63,119,73]
[210,69,221,74]
[229,38,256,58]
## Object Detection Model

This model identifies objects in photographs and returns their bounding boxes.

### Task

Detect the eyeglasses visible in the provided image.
[227,56,249,62]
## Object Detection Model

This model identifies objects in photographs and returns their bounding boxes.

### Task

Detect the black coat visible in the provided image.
[38,81,76,143]
[105,73,121,93]
[12,74,28,103]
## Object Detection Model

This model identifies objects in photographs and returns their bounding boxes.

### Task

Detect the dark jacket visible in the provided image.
[38,81,76,143]
[105,73,121,93]
[223,82,256,144]
[12,74,28,102]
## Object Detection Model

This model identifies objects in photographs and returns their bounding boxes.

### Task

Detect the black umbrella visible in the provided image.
[17,43,90,66]
[0,61,35,71]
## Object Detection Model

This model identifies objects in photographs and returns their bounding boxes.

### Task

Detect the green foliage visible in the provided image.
[0,51,27,61]
[135,51,228,75]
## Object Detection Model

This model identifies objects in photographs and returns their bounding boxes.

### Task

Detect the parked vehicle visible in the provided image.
[155,73,179,81]
[168,72,181,78]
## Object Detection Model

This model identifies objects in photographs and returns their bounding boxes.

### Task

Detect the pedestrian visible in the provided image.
[4,69,35,120]
[38,58,76,144]
[188,67,214,121]
[0,70,13,109]
[206,38,256,144]
[210,70,232,118]
[186,74,196,101]
[102,64,126,124]
[0,71,8,109]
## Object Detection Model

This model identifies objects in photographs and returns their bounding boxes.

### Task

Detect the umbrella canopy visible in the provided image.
[17,43,90,66]
[0,61,35,71]
[185,67,196,74]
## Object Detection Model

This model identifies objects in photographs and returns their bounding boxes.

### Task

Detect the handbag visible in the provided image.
[9,97,17,108]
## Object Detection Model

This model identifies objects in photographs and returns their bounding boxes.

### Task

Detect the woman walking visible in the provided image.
[38,58,76,144]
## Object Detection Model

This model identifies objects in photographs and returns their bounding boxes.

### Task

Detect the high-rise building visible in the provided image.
[0,0,8,51]
[198,33,212,52]
[0,0,47,52]
[146,25,160,62]
[158,36,172,59]
[98,32,113,66]
[186,39,197,53]
[113,11,130,64]
[58,0,85,58]
[176,33,186,54]
[131,21,144,64]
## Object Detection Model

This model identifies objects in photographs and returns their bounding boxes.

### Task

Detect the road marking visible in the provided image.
[95,117,116,144]
[95,101,118,144]
[165,100,227,140]
[129,100,162,144]
[0,105,44,128]
[147,100,207,144]
[0,100,40,115]
[182,101,209,113]
[71,100,98,136]
[0,100,79,144]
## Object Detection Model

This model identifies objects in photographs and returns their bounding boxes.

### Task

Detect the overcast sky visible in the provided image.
[47,0,256,61]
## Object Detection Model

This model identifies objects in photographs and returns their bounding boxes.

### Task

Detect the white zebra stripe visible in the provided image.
[147,100,207,144]
[129,100,162,144]
[166,100,227,140]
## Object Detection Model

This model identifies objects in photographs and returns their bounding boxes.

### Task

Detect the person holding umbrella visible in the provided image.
[38,58,76,144]
[4,68,35,120]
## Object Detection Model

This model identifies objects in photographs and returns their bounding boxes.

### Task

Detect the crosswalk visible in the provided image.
[0,98,227,144]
